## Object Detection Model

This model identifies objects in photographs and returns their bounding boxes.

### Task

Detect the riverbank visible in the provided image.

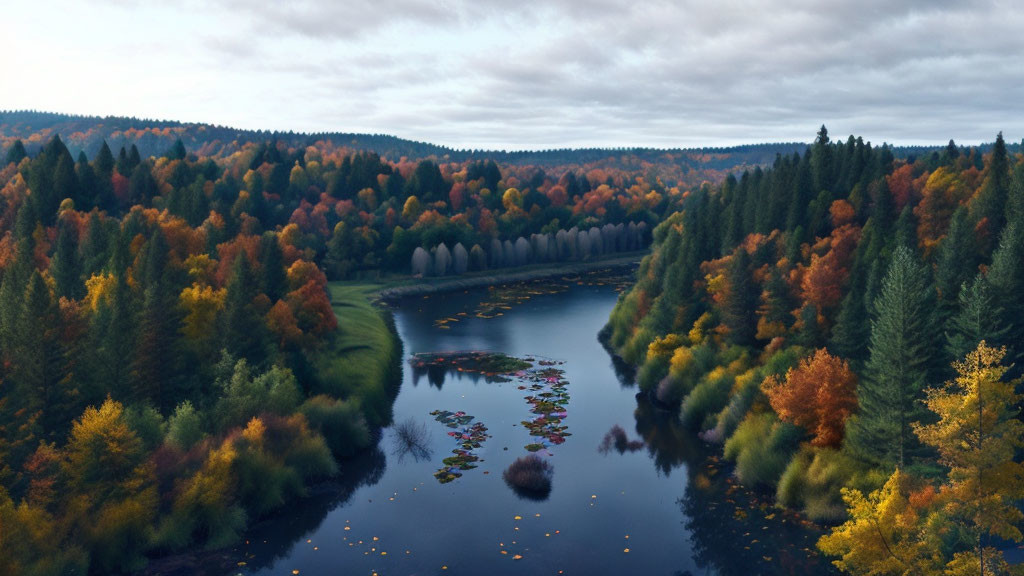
[141,286,402,576]
[335,251,647,302]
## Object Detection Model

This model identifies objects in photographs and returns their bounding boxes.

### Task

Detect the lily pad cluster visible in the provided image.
[429,410,490,483]
[410,351,532,384]
[515,366,571,452]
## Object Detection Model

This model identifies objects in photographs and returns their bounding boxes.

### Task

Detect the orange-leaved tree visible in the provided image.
[763,348,857,448]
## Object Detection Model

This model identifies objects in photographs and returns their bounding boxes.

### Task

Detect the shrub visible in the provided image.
[166,401,204,451]
[777,446,864,522]
[503,455,553,500]
[708,368,763,442]
[123,404,166,451]
[300,395,371,458]
[680,371,733,429]
[724,412,801,488]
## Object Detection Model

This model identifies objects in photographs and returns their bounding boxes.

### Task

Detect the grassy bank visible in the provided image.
[336,251,647,302]
[321,284,404,428]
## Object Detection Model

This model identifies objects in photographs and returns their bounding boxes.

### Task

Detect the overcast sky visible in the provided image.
[3,1,1022,150]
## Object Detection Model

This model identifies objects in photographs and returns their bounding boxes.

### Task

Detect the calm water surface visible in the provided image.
[230,275,832,576]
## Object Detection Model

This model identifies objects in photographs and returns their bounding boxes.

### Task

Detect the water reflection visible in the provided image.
[227,443,387,573]
[219,273,834,576]
[597,424,645,455]
[633,393,707,476]
[390,418,432,463]
[680,454,832,576]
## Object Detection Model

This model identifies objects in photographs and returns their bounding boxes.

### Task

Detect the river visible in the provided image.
[225,271,834,576]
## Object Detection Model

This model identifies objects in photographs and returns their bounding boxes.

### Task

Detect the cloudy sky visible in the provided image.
[3,0,1022,149]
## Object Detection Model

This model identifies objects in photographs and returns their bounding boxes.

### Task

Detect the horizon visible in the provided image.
[4,1,1023,150]
[1,109,1014,154]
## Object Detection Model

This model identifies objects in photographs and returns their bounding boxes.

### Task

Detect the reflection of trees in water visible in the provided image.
[678,455,836,575]
[598,326,638,388]
[409,363,509,389]
[632,393,707,476]
[391,419,432,463]
[220,439,388,573]
[597,424,645,455]
[629,392,835,575]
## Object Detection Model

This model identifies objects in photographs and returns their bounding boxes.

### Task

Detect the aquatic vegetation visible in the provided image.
[410,351,533,383]
[429,269,637,328]
[429,410,491,483]
[518,367,572,452]
[503,454,554,499]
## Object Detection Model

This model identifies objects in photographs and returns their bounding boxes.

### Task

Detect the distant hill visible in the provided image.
[1,110,1013,188]
[0,110,806,175]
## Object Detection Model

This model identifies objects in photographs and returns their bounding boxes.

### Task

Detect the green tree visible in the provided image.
[51,218,84,300]
[221,253,270,365]
[846,245,935,467]
[260,232,287,301]
[945,276,1009,366]
[971,132,1010,254]
[933,207,978,328]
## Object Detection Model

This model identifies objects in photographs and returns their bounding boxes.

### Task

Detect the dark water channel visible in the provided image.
[228,273,833,576]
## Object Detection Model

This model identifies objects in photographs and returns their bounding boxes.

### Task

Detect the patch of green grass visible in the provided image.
[309,283,402,428]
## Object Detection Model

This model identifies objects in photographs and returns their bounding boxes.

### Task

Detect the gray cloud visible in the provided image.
[18,0,1024,148]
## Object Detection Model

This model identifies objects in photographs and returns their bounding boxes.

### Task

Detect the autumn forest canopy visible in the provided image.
[606,127,1024,574]
[0,111,1022,575]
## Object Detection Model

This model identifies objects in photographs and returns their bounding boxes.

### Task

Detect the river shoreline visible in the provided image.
[334,251,647,303]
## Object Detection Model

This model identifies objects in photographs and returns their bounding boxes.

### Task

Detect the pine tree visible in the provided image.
[945,275,1009,364]
[933,207,978,327]
[13,272,65,437]
[221,253,269,366]
[971,132,1010,255]
[722,248,758,346]
[260,232,287,300]
[811,125,833,194]
[93,141,116,211]
[75,151,97,210]
[4,139,26,166]
[984,223,1024,370]
[51,219,84,300]
[846,245,935,467]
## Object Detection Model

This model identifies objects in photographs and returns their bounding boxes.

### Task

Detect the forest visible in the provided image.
[0,122,692,574]
[605,127,1024,574]
[1,114,1021,575]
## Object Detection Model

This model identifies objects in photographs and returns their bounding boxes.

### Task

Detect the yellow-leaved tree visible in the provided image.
[817,468,946,575]
[820,342,1024,576]
[914,342,1024,576]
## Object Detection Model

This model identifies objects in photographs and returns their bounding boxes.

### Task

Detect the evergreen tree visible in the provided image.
[221,253,270,365]
[893,205,917,255]
[260,232,287,301]
[92,141,116,211]
[846,245,935,467]
[945,275,1009,364]
[985,223,1024,369]
[796,303,823,348]
[4,139,26,166]
[13,272,65,437]
[75,151,97,210]
[811,125,834,194]
[829,283,869,366]
[722,248,758,346]
[971,132,1010,254]
[51,219,84,300]
[933,207,978,327]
